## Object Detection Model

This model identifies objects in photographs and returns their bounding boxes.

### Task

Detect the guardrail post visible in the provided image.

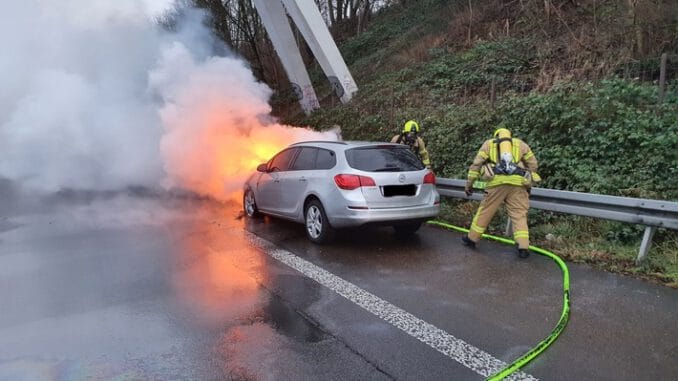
[636,226,657,265]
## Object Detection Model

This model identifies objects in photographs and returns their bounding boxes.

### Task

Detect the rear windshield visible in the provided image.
[345,146,425,172]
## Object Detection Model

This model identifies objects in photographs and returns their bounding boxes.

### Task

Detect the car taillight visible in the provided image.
[334,174,376,190]
[423,171,436,184]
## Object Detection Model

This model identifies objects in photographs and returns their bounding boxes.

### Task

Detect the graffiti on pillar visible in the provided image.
[303,85,320,109]
[328,76,345,99]
[291,82,303,100]
[344,76,357,99]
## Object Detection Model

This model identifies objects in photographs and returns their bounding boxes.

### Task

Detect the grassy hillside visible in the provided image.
[279,0,678,286]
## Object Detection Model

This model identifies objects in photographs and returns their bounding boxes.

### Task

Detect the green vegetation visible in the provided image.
[280,0,678,286]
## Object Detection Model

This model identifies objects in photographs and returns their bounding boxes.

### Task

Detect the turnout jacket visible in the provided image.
[467,138,539,188]
[391,134,431,168]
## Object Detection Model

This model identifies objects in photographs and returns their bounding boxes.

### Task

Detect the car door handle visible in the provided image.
[299,177,307,182]
[274,179,280,183]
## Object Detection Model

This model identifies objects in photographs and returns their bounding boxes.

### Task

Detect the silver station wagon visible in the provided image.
[243,141,440,243]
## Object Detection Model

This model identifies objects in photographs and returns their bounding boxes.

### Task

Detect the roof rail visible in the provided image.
[290,140,348,146]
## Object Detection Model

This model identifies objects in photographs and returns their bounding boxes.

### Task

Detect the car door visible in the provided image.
[256,147,298,212]
[279,147,318,217]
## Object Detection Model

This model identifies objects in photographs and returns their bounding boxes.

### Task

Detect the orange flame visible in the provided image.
[161,115,339,201]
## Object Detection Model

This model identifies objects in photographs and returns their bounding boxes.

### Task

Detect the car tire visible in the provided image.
[305,199,334,244]
[243,188,260,217]
[393,222,422,235]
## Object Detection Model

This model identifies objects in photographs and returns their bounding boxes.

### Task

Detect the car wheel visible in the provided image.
[393,222,422,235]
[243,188,260,217]
[305,199,334,244]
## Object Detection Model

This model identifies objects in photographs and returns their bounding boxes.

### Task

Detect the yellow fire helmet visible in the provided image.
[403,120,420,134]
[493,127,511,139]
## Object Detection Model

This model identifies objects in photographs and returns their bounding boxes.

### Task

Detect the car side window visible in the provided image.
[268,148,298,172]
[315,149,336,169]
[290,147,318,171]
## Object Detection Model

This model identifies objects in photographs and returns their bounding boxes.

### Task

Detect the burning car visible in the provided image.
[243,141,440,243]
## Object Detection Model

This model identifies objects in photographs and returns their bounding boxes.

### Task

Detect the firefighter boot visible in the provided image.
[461,235,476,249]
[517,247,530,258]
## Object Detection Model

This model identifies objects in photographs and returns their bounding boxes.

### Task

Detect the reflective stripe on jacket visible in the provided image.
[467,138,538,188]
[487,138,525,187]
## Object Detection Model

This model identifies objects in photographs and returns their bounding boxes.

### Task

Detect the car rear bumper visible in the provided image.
[328,204,440,228]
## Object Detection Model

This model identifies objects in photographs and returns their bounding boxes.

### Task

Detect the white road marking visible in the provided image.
[246,233,538,381]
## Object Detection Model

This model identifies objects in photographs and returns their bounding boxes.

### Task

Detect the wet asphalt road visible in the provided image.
[1,190,677,380]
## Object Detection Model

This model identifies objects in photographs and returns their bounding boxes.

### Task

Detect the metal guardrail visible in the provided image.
[435,178,678,264]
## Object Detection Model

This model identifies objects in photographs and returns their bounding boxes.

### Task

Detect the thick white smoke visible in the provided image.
[150,42,341,198]
[0,0,169,191]
[0,0,338,200]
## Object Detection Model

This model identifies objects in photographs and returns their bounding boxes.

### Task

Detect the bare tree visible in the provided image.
[193,0,234,46]
[626,0,645,55]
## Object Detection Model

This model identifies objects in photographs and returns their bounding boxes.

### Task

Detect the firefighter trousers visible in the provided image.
[467,184,530,249]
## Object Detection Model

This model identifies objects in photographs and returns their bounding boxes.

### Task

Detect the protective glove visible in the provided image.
[464,181,473,197]
[531,172,542,183]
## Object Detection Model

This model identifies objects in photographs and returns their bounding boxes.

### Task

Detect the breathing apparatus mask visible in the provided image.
[401,120,420,150]
[403,131,417,146]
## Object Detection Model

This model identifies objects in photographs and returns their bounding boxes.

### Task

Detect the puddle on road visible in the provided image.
[262,295,326,343]
[170,202,329,379]
[216,305,328,381]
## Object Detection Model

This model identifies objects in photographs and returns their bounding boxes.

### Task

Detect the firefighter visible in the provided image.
[391,120,431,168]
[461,126,541,258]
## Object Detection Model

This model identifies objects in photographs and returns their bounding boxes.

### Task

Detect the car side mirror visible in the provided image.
[256,163,268,173]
